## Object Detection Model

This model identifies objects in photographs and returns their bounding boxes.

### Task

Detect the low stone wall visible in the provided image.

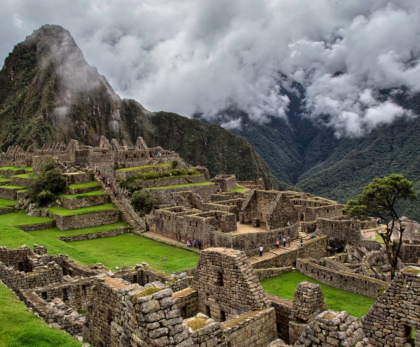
[174,287,199,319]
[10,175,34,186]
[120,194,147,230]
[0,187,19,200]
[323,258,352,273]
[358,240,383,250]
[17,221,56,232]
[297,258,388,298]
[0,262,63,293]
[68,185,102,195]
[20,291,85,338]
[222,307,277,347]
[0,169,25,179]
[49,209,120,231]
[63,171,93,184]
[399,243,420,263]
[255,267,293,281]
[146,183,219,205]
[60,193,109,210]
[0,207,14,215]
[137,174,206,189]
[267,294,293,343]
[17,190,29,200]
[251,236,328,269]
[58,226,129,242]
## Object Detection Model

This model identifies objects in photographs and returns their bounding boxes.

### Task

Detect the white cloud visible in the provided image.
[1,0,420,136]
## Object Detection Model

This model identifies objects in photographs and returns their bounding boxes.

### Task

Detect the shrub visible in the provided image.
[118,176,138,193]
[131,191,157,215]
[163,171,171,177]
[37,190,55,206]
[171,169,180,176]
[41,157,56,175]
[43,168,67,195]
[187,169,198,175]
[179,168,186,175]
[171,160,178,169]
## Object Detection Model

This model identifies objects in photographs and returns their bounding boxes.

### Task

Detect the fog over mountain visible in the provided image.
[2,0,420,137]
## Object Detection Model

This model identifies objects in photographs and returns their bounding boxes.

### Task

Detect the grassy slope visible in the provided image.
[261,271,375,318]
[0,282,82,347]
[0,198,17,209]
[0,211,53,226]
[47,203,115,216]
[69,234,199,273]
[149,182,215,189]
[68,181,101,189]
[59,190,106,199]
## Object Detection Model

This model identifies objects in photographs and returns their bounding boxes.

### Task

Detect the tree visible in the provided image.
[344,174,417,279]
[131,191,157,215]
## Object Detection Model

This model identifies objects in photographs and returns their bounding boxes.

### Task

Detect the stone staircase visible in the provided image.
[93,174,145,234]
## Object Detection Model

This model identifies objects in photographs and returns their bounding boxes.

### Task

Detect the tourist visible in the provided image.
[186,240,191,248]
[287,221,290,227]
[287,237,291,247]
[193,239,197,248]
[276,239,280,248]
[283,237,286,247]
[300,238,303,247]
[377,218,381,226]
[198,240,201,250]
[259,246,263,257]
[311,234,315,239]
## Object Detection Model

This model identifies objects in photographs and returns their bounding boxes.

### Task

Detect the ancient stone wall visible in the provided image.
[17,221,56,232]
[362,268,420,347]
[0,187,19,200]
[297,258,387,298]
[50,209,120,231]
[221,308,277,347]
[0,245,33,272]
[60,194,109,210]
[301,221,317,235]
[146,184,219,205]
[399,243,420,263]
[255,267,293,281]
[174,288,199,319]
[58,226,129,242]
[267,294,293,343]
[316,218,361,249]
[213,174,236,193]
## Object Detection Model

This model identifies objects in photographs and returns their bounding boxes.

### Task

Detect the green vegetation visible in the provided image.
[157,163,171,167]
[0,281,82,347]
[0,167,25,171]
[68,234,199,273]
[131,191,157,215]
[0,178,11,182]
[135,287,162,298]
[229,186,248,193]
[47,203,116,216]
[0,198,17,209]
[0,211,53,227]
[149,182,215,189]
[60,190,106,199]
[11,173,39,179]
[1,185,25,190]
[68,181,101,189]
[261,271,375,318]
[343,174,416,279]
[116,165,155,172]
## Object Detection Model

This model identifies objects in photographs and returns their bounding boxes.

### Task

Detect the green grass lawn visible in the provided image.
[0,281,82,347]
[11,173,39,179]
[1,185,25,190]
[149,182,215,189]
[47,203,115,216]
[0,178,11,182]
[59,190,106,199]
[261,271,376,318]
[69,234,199,273]
[116,165,155,172]
[157,163,171,167]
[0,211,53,227]
[0,198,17,209]
[68,181,101,189]
[0,167,24,171]
[229,186,249,193]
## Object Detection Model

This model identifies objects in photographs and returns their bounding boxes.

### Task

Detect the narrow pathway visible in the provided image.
[94,174,145,233]
[143,231,186,247]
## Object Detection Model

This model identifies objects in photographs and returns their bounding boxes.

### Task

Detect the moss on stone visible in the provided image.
[186,318,208,331]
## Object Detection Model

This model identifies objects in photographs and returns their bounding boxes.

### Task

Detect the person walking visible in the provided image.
[283,237,286,247]
[276,239,280,248]
[287,221,290,227]
[198,240,202,250]
[300,238,303,247]
[193,239,197,248]
[259,246,263,257]
[287,237,291,247]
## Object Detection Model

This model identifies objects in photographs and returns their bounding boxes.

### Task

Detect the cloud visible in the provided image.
[1,0,420,136]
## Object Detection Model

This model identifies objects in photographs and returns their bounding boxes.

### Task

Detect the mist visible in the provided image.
[2,0,420,136]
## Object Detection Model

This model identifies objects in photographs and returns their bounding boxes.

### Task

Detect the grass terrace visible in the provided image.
[0,211,53,227]
[47,203,116,216]
[0,178,11,183]
[157,163,172,167]
[229,186,249,193]
[149,182,215,190]
[11,173,39,179]
[69,234,199,273]
[17,189,27,193]
[59,190,106,199]
[0,167,24,171]
[1,185,26,190]
[116,165,155,172]
[0,282,82,347]
[261,271,375,318]
[0,197,17,209]
[68,181,102,190]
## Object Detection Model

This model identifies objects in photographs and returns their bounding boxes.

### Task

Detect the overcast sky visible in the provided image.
[2,0,420,137]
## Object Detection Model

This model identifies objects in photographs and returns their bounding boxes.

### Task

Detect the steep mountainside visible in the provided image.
[0,25,289,189]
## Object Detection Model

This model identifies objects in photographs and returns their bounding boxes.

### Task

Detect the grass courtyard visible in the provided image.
[0,282,82,347]
[261,271,376,318]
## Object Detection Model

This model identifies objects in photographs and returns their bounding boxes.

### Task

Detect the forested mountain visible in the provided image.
[0,25,289,190]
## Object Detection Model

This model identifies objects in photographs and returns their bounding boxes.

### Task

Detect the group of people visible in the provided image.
[186,239,202,250]
[156,151,172,157]
[259,237,305,257]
